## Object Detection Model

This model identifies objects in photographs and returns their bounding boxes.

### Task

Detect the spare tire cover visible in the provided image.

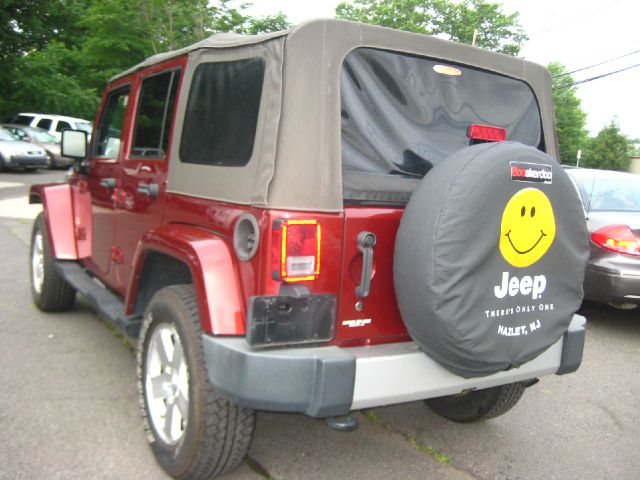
[393,142,588,378]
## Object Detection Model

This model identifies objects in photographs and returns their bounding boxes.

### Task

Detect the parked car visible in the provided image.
[11,113,92,142]
[0,126,48,171]
[2,124,74,168]
[29,19,589,479]
[566,168,640,309]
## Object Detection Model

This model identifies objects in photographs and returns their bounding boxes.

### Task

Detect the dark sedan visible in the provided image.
[1,124,74,169]
[567,168,640,309]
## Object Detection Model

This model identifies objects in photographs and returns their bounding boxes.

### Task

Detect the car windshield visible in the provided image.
[572,172,640,212]
[75,122,93,134]
[28,129,58,143]
[0,127,17,141]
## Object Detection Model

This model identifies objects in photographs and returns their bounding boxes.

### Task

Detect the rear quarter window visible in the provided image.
[180,57,265,167]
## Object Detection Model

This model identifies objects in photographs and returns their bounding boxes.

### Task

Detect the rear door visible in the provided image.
[112,62,183,291]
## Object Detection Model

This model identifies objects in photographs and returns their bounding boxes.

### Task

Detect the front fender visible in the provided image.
[29,183,92,259]
[128,224,245,335]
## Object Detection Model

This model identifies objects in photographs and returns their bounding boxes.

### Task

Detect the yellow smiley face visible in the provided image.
[499,188,556,268]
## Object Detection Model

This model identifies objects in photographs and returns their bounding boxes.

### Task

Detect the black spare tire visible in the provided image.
[394,142,588,378]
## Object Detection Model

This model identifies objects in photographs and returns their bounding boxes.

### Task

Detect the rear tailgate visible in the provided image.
[334,206,409,345]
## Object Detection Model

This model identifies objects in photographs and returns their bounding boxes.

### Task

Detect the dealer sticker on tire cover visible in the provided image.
[510,162,552,184]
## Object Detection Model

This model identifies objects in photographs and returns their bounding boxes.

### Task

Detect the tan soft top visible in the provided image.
[116,19,557,212]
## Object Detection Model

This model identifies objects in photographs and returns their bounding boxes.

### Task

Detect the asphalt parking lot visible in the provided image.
[1,170,638,480]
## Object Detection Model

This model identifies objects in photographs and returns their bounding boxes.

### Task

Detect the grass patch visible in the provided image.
[363,409,452,465]
[407,435,452,465]
[246,456,275,479]
[101,319,136,353]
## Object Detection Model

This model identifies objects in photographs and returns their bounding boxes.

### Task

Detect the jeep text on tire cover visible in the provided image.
[28,19,588,479]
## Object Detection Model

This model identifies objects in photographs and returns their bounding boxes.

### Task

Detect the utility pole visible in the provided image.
[576,149,582,167]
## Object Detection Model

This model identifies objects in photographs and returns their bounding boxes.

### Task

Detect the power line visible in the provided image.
[553,62,640,89]
[552,48,640,78]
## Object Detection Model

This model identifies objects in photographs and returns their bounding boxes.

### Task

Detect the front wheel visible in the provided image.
[425,382,526,423]
[30,212,76,311]
[138,285,255,479]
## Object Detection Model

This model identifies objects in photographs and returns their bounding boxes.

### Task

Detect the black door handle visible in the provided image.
[138,183,159,198]
[355,231,377,298]
[100,177,116,189]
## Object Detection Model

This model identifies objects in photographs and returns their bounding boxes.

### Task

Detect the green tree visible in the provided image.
[582,121,632,171]
[1,0,290,120]
[335,0,527,56]
[548,62,589,164]
[4,42,100,119]
[0,0,88,118]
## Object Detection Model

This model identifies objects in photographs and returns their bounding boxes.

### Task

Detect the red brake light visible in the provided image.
[272,219,321,282]
[591,224,640,256]
[468,124,507,142]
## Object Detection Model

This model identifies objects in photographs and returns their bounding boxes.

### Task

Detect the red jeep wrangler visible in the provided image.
[29,19,588,479]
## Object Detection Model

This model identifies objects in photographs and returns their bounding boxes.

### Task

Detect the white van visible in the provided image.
[12,113,93,142]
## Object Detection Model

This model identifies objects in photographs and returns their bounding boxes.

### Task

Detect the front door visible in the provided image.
[86,85,132,283]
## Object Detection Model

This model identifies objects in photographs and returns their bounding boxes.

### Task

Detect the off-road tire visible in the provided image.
[30,212,76,311]
[137,284,255,479]
[425,382,526,423]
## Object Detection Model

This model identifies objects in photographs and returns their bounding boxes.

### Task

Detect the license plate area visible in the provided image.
[247,294,336,347]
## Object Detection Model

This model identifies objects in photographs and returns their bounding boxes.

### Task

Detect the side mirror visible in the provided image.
[61,129,87,159]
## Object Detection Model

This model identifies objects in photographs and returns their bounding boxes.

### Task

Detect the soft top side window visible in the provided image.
[94,87,129,158]
[180,57,265,167]
[131,69,180,159]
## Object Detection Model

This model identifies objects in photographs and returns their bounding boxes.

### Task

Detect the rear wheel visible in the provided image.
[138,285,255,479]
[30,212,76,311]
[425,382,526,423]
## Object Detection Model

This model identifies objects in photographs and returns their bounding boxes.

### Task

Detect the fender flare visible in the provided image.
[30,182,93,260]
[127,224,246,335]
[29,184,76,259]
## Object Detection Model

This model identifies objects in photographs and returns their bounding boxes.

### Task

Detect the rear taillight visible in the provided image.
[272,219,321,282]
[591,224,640,256]
[468,124,507,142]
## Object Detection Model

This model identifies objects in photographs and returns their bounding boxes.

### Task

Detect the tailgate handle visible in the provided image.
[100,177,116,189]
[356,231,377,298]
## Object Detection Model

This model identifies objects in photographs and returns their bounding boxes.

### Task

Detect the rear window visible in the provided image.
[341,48,543,204]
[13,115,34,126]
[180,57,265,167]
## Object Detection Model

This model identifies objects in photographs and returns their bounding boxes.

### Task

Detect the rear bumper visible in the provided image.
[584,264,640,305]
[202,314,586,418]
